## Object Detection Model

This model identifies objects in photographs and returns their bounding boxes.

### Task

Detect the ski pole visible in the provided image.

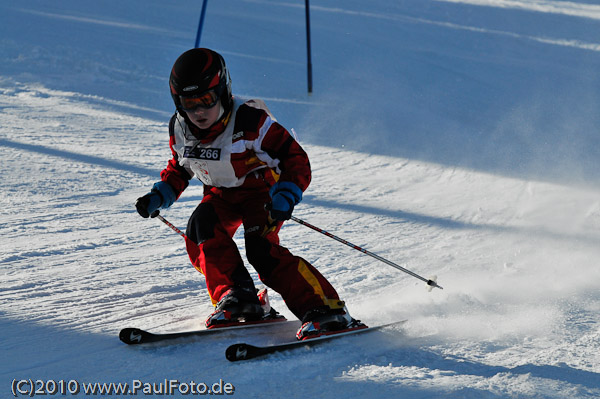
[290,216,443,290]
[151,210,188,240]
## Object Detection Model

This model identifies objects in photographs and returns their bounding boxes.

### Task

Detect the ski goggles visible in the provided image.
[179,89,220,111]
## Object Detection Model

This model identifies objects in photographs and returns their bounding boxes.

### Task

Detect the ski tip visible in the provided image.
[119,328,148,345]
[225,343,267,362]
[225,343,251,362]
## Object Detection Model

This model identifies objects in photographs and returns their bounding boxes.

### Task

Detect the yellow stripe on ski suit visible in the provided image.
[297,260,345,310]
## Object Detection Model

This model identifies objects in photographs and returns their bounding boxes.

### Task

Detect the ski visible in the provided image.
[225,320,406,361]
[119,316,288,345]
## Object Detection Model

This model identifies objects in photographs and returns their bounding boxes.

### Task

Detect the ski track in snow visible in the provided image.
[435,0,600,21]
[2,1,600,398]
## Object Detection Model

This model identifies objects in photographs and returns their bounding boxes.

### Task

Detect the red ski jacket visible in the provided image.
[159,97,311,198]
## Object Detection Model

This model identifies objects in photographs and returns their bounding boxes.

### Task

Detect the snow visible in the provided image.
[1,0,599,397]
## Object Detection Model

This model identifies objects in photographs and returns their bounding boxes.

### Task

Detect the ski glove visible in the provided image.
[268,181,303,221]
[135,181,176,218]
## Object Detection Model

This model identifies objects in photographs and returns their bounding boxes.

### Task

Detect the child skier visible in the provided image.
[135,48,363,339]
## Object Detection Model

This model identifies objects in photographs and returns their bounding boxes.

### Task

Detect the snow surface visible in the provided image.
[1,0,600,397]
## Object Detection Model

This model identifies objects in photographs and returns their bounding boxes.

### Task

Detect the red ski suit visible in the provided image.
[159,98,343,319]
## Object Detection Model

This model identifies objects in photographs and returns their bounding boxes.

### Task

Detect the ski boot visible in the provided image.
[296,305,367,340]
[206,287,283,328]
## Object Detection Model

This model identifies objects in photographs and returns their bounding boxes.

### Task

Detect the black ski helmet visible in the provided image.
[169,48,232,113]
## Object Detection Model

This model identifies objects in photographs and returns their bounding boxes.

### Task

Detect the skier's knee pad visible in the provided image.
[245,234,277,278]
[186,203,219,244]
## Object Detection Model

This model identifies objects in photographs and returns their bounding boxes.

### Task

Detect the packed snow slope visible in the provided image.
[1,0,599,398]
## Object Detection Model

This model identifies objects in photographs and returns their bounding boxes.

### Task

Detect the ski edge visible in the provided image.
[225,319,407,362]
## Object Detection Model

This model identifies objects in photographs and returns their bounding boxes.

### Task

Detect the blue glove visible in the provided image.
[269,181,303,221]
[135,181,176,218]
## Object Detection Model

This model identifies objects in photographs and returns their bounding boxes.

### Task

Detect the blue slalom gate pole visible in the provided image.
[195,0,209,48]
[305,0,313,94]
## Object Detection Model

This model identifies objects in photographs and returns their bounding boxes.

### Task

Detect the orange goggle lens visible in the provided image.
[179,90,219,111]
